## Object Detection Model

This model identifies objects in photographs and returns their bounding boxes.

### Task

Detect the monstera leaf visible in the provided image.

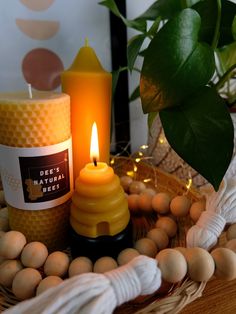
[140,8,215,113]
[159,87,234,190]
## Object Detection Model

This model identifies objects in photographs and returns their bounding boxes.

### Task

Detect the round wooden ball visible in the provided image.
[225,239,236,253]
[0,231,27,259]
[117,248,140,266]
[127,194,140,212]
[226,223,236,241]
[0,259,23,287]
[129,181,146,194]
[155,216,177,238]
[12,268,42,300]
[152,192,171,214]
[36,276,63,296]
[156,248,187,283]
[189,200,205,222]
[93,256,118,273]
[141,188,156,196]
[120,176,133,192]
[21,242,48,268]
[185,247,215,282]
[44,251,70,277]
[134,238,157,258]
[138,193,153,213]
[211,248,236,280]
[146,228,169,250]
[170,195,191,217]
[68,256,93,277]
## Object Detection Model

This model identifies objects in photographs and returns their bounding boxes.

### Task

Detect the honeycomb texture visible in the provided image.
[0,91,71,250]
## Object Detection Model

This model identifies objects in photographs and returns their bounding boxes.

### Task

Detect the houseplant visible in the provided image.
[100,0,236,191]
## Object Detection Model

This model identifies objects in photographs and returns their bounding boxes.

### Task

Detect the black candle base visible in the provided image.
[69,221,133,262]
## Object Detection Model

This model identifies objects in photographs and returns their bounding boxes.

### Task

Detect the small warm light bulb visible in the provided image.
[90,122,99,165]
[186,178,192,190]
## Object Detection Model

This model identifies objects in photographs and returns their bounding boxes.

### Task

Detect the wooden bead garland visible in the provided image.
[1,177,236,301]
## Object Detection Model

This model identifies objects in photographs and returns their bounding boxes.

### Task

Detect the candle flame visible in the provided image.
[90,122,99,163]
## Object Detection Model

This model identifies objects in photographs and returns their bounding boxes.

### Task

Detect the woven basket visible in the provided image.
[1,157,210,313]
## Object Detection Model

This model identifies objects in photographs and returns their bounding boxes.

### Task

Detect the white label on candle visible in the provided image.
[0,138,73,210]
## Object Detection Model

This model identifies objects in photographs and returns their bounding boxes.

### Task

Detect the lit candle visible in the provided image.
[61,40,112,181]
[70,122,130,237]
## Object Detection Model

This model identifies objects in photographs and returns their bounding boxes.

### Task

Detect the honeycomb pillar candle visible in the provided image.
[61,39,112,181]
[69,123,132,261]
[0,91,73,251]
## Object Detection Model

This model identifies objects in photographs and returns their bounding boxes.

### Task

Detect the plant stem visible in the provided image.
[212,0,222,49]
[215,64,236,90]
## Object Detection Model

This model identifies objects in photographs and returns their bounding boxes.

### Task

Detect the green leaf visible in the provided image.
[147,16,161,37]
[193,0,236,47]
[127,34,146,71]
[136,0,201,21]
[159,86,234,190]
[140,8,215,113]
[99,0,146,32]
[217,42,236,74]
[233,15,236,40]
[129,86,140,102]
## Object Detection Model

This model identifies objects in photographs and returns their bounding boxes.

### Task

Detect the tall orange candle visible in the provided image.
[61,40,112,181]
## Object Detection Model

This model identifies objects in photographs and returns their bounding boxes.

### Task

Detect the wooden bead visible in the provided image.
[68,256,93,277]
[12,268,42,300]
[155,216,177,238]
[225,239,236,253]
[21,242,48,268]
[138,193,153,213]
[170,195,191,217]
[117,248,140,266]
[0,231,27,259]
[36,276,63,295]
[120,176,133,192]
[127,194,140,212]
[93,256,118,273]
[0,259,23,287]
[146,228,169,250]
[211,248,236,280]
[189,200,205,222]
[156,248,187,283]
[129,181,146,194]
[226,223,236,241]
[185,247,215,282]
[141,188,156,196]
[44,251,70,277]
[134,238,157,258]
[152,192,171,214]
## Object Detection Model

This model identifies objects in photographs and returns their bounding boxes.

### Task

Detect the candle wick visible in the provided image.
[85,37,89,47]
[28,83,33,99]
[93,157,97,167]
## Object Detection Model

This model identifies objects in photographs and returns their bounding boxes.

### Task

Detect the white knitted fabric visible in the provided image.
[4,255,161,314]
[187,114,236,250]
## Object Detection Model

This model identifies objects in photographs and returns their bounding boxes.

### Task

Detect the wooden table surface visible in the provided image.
[180,279,236,313]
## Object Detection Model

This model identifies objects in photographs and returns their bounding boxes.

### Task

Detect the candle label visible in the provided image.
[0,138,73,210]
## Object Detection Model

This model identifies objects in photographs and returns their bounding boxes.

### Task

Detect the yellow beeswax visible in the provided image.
[0,91,72,250]
[61,42,112,181]
[70,162,130,237]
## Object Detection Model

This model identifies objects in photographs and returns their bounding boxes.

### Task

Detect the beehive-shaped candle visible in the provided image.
[0,91,73,250]
[70,163,130,238]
